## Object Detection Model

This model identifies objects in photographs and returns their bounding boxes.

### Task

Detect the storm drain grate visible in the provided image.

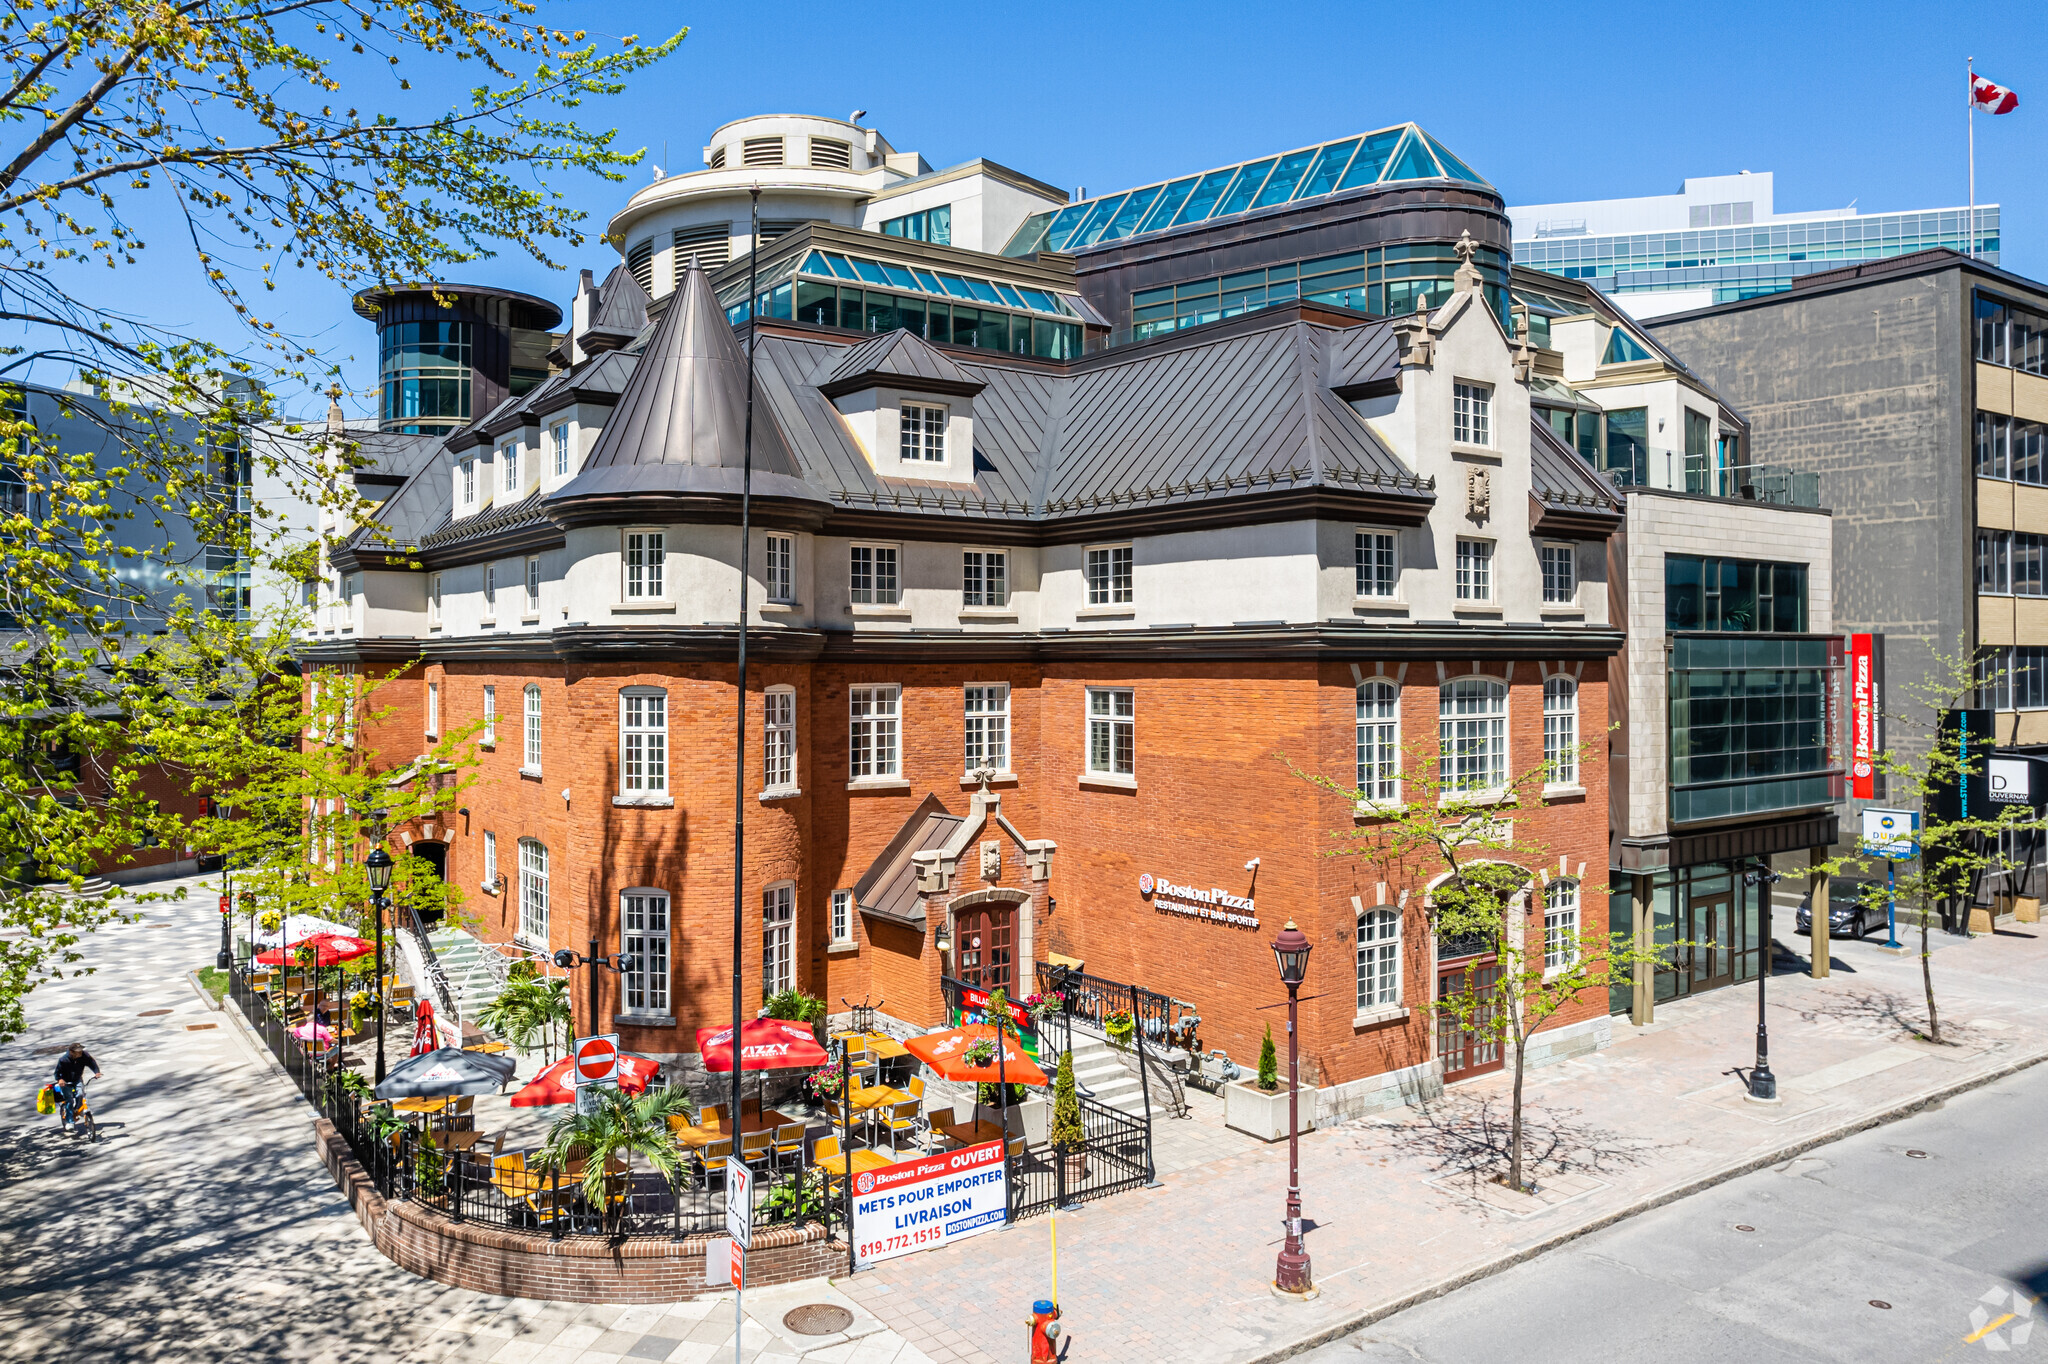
[783,1305,854,1336]
[138,1009,173,1017]
[186,1024,218,1031]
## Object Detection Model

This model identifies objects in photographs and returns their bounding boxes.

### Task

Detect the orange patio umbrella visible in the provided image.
[903,1024,1048,1087]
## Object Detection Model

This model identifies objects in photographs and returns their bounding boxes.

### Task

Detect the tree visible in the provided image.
[1825,641,2041,1044]
[1049,1048,1083,1151]
[1289,731,1672,1194]
[534,1084,694,1233]
[0,4,681,1040]
[1256,1023,1278,1092]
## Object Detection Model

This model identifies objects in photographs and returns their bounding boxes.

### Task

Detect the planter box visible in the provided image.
[1224,1080,1316,1142]
[972,1098,1048,1146]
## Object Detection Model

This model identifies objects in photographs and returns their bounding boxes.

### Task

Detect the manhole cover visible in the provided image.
[783,1304,854,1336]
[1734,1224,1755,1232]
[1870,1300,1892,1310]
[138,1009,173,1017]
[1906,1149,1929,1159]
[186,1023,218,1031]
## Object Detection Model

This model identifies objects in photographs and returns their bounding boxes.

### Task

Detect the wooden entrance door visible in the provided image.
[954,905,1015,994]
[1437,958,1504,1083]
[1690,889,1736,993]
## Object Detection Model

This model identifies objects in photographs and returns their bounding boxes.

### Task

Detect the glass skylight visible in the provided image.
[1001,123,1490,257]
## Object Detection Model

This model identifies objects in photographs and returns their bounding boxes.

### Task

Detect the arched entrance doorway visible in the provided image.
[954,902,1016,994]
[407,841,447,926]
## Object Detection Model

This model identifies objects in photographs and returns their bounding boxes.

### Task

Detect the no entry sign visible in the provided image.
[573,1034,619,1087]
[851,1140,1008,1268]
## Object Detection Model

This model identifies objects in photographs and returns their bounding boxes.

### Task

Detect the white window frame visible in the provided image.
[551,422,570,477]
[963,549,1008,608]
[428,573,443,626]
[461,459,475,505]
[762,882,795,999]
[1355,529,1397,599]
[620,889,671,1017]
[625,529,665,600]
[518,838,549,945]
[849,684,901,779]
[1544,676,1580,788]
[1439,677,1508,796]
[1356,905,1401,1011]
[483,564,496,615]
[765,533,795,603]
[482,830,497,890]
[1086,687,1135,777]
[524,556,541,614]
[1356,679,1400,804]
[850,543,900,605]
[619,687,668,795]
[901,401,947,463]
[1456,538,1494,602]
[763,685,797,792]
[964,683,1011,775]
[1543,879,1580,973]
[830,889,853,945]
[1540,542,1576,605]
[522,683,542,772]
[425,681,439,737]
[501,441,519,492]
[1453,380,1492,446]
[1085,543,1134,606]
[481,684,496,746]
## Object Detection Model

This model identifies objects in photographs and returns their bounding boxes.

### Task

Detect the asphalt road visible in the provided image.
[1302,1059,2048,1364]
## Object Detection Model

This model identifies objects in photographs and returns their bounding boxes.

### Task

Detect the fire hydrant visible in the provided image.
[1029,1299,1061,1362]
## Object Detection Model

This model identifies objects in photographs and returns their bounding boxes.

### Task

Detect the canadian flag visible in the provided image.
[1973,74,2019,115]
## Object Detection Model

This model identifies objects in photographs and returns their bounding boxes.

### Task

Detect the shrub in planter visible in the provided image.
[1050,1049,1086,1181]
[1257,1023,1279,1092]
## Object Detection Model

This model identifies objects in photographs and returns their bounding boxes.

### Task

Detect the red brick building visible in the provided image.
[318,238,1624,1116]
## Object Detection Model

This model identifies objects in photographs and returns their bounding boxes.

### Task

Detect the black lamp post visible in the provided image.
[365,848,394,1083]
[216,871,234,971]
[1742,861,1782,1102]
[1270,919,1314,1296]
[554,941,626,1045]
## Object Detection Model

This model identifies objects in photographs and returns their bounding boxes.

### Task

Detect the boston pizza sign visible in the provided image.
[1140,872,1260,930]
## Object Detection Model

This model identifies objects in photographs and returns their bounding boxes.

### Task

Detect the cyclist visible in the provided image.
[51,1043,101,1135]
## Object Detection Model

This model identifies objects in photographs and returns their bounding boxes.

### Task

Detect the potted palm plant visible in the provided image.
[534,1084,696,1235]
[478,975,572,1062]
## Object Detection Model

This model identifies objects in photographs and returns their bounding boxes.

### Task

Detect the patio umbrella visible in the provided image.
[255,933,373,968]
[410,999,438,1057]
[509,1052,661,1107]
[375,1046,517,1099]
[253,914,360,947]
[903,1024,1047,1086]
[697,1019,829,1111]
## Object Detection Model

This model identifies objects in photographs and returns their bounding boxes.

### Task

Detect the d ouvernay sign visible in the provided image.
[1138,871,1260,930]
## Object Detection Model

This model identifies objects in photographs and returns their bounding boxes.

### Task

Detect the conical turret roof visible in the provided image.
[549,261,826,522]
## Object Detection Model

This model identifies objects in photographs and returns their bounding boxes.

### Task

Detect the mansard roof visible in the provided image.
[584,264,650,349]
[815,328,985,399]
[1529,417,1625,537]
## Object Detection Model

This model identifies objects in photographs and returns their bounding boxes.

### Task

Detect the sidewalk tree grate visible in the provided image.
[783,1305,854,1336]
[138,1009,173,1017]
[186,1024,218,1031]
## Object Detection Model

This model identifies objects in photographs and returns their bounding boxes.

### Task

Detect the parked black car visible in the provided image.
[1794,880,1890,939]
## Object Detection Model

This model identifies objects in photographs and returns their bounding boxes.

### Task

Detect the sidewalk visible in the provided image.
[837,924,2048,1364]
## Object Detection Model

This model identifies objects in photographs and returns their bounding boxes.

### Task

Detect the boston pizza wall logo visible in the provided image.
[1138,873,1154,896]
[856,1171,877,1196]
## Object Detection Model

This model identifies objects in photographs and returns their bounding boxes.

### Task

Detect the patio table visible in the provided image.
[933,1118,1008,1149]
[673,1107,796,1149]
[390,1097,451,1115]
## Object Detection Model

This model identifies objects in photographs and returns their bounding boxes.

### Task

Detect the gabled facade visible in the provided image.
[313,234,1629,1116]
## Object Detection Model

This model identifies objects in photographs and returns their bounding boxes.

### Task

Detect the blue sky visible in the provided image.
[34,1,2048,416]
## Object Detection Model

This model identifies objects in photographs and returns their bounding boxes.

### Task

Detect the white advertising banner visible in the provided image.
[850,1140,1008,1268]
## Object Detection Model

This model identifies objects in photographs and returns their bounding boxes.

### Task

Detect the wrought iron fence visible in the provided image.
[229,959,838,1243]
[1033,962,1192,1050]
[1010,1094,1152,1219]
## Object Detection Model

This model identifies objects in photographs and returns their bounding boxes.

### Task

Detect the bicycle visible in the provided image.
[57,1077,99,1143]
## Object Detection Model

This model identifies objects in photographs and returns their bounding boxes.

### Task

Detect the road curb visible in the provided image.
[184,969,223,1012]
[1243,1043,2048,1364]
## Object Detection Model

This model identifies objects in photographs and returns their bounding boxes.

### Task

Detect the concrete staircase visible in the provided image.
[427,928,505,1027]
[1063,1027,1149,1117]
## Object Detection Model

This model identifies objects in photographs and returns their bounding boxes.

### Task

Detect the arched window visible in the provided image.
[522,684,542,770]
[1544,677,1579,786]
[1356,905,1401,1010]
[1543,879,1580,971]
[518,838,549,944]
[1439,678,1508,793]
[1357,681,1399,802]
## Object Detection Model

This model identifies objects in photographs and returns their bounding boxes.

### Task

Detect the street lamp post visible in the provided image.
[1742,862,1782,1102]
[216,872,233,971]
[365,848,394,1083]
[553,942,626,1046]
[1270,919,1314,1297]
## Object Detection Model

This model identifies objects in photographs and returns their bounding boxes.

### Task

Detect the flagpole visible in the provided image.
[1968,57,1977,260]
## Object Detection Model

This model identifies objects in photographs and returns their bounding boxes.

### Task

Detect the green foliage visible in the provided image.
[1256,1023,1278,1091]
[196,966,231,1003]
[759,1167,830,1220]
[1104,1008,1134,1050]
[1050,1049,1084,1150]
[763,988,827,1046]
[477,974,571,1061]
[414,1140,445,1196]
[534,1085,694,1228]
[0,4,682,1042]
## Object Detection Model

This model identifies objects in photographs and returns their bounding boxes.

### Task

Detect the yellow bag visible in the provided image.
[35,1085,56,1116]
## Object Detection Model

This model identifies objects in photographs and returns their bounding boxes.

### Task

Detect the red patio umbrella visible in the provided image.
[509,1052,661,1107]
[255,933,373,968]
[695,1020,829,1073]
[903,1024,1048,1086]
[410,999,438,1057]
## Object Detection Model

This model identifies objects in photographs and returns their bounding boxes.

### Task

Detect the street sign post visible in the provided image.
[725,1157,752,1363]
[571,1034,620,1087]
[1860,807,1920,948]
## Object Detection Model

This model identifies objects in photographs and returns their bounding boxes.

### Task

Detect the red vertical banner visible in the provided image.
[1850,633,1878,800]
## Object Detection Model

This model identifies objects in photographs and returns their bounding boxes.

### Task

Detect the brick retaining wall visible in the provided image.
[313,1120,846,1302]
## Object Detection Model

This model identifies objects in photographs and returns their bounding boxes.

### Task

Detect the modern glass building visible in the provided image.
[352,284,563,435]
[1512,172,1997,318]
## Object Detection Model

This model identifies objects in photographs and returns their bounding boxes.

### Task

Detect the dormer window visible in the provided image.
[501,442,519,492]
[461,459,474,505]
[902,403,946,462]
